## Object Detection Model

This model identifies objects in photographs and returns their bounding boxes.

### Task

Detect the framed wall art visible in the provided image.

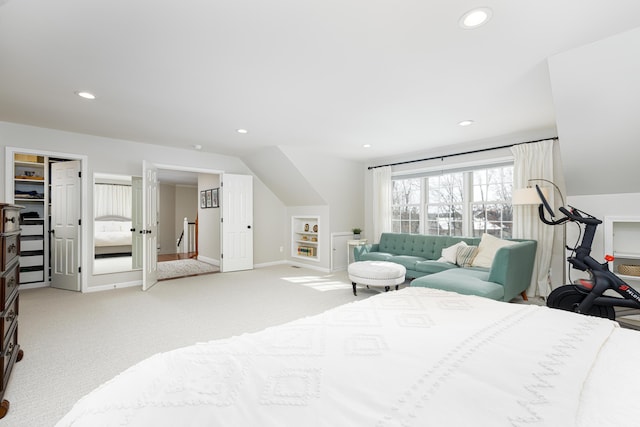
[200,190,207,209]
[212,188,219,208]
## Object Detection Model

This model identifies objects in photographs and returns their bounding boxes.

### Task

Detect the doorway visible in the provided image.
[142,163,222,290]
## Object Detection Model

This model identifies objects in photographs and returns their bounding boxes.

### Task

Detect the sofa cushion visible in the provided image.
[388,255,427,271]
[410,269,504,300]
[359,252,394,262]
[472,233,517,268]
[414,260,459,275]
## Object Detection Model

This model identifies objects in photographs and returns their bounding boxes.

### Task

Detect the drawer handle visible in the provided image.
[8,243,17,253]
[6,310,15,323]
[7,277,15,288]
[4,217,15,224]
[6,342,13,358]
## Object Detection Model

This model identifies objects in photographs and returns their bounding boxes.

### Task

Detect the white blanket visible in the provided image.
[56,288,640,426]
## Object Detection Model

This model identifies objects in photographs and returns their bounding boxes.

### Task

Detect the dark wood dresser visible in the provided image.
[0,203,23,418]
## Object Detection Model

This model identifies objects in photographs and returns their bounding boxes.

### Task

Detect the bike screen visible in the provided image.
[536,184,555,218]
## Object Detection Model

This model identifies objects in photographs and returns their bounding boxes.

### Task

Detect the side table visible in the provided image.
[347,239,368,265]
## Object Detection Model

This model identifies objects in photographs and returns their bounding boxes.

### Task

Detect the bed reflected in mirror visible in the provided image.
[93,173,143,274]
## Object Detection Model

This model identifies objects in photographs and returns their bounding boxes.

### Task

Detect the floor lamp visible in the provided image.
[512,179,567,294]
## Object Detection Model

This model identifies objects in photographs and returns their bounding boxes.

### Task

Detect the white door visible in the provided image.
[50,160,81,291]
[131,176,143,270]
[142,161,158,290]
[221,174,253,272]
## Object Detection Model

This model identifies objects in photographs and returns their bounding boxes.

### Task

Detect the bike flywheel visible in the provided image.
[547,285,615,320]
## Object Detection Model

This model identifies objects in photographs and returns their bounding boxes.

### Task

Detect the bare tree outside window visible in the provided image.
[472,166,513,238]
[391,164,513,237]
[392,179,421,234]
[425,173,464,236]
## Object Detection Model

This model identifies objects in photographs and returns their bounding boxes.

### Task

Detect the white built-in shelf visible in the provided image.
[291,216,320,262]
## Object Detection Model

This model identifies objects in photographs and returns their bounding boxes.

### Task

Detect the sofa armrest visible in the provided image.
[487,240,537,301]
[353,244,379,261]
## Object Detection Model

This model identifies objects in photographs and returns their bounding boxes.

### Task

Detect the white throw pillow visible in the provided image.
[471,233,516,268]
[440,241,468,264]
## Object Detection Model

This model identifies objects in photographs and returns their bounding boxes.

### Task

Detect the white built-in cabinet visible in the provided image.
[291,216,320,262]
[604,216,640,287]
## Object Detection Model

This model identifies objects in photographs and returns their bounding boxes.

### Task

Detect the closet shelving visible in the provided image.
[13,154,47,284]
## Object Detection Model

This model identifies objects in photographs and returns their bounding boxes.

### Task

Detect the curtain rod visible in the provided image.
[367,137,558,170]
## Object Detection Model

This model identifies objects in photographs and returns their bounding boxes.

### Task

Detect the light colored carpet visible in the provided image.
[157,258,218,280]
[3,264,382,427]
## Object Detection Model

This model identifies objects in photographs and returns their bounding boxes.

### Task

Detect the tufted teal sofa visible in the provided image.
[353,233,537,302]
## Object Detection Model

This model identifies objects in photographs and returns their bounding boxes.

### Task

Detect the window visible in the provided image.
[391,178,421,234]
[471,166,513,238]
[391,164,513,238]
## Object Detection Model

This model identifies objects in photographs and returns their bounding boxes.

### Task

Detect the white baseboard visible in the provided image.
[84,280,142,293]
[254,260,288,269]
[288,261,331,273]
[19,281,49,290]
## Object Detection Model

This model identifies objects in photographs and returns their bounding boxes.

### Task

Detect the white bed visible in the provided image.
[55,287,640,426]
[94,215,133,256]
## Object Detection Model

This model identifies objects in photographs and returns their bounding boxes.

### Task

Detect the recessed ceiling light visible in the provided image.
[458,120,475,127]
[236,129,248,134]
[363,144,371,148]
[75,91,96,100]
[459,7,492,29]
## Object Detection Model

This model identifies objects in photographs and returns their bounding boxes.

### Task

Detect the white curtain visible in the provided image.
[94,184,132,218]
[372,166,393,242]
[511,139,564,298]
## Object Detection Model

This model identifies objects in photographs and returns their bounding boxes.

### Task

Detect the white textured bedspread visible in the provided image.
[56,288,639,426]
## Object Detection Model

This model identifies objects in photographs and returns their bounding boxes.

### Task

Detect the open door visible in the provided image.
[142,161,158,290]
[221,174,253,272]
[50,160,81,291]
[131,176,143,270]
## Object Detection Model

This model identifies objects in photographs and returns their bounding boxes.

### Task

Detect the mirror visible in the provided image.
[93,173,143,274]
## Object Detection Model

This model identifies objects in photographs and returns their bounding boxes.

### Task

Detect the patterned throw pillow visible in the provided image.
[439,241,468,264]
[456,245,478,267]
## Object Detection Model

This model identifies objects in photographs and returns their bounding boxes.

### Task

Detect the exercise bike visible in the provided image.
[535,186,640,320]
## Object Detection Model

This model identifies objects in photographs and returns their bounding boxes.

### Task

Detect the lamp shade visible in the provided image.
[512,187,550,205]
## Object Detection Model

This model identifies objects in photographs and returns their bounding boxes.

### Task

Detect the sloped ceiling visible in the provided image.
[242,147,325,206]
[549,27,640,196]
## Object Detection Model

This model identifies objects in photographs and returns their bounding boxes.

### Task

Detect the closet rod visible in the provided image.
[367,137,558,170]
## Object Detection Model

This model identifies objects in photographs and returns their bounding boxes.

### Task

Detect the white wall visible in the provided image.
[0,121,287,289]
[158,184,176,255]
[564,192,640,284]
[549,27,640,196]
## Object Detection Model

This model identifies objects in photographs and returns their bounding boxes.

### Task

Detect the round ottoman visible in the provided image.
[348,261,406,296]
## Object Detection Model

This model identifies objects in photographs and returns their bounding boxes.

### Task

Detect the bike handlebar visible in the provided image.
[535,185,601,226]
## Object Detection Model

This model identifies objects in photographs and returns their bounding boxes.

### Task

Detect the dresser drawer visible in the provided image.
[0,235,20,276]
[0,263,19,310]
[0,295,17,354]
[0,209,20,234]
[0,325,19,393]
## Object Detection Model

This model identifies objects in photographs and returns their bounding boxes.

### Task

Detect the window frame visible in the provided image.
[391,160,513,238]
